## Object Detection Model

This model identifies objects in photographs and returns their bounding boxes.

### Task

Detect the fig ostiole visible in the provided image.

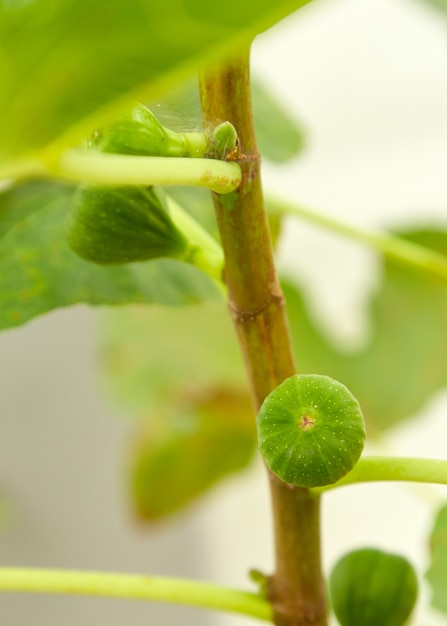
[256,374,366,488]
[329,547,418,626]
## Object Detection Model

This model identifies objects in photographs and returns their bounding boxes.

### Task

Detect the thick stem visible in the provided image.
[269,476,326,626]
[199,50,327,626]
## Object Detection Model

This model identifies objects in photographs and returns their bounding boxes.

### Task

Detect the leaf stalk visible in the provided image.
[50,151,242,193]
[312,456,447,495]
[0,568,271,621]
[268,195,447,280]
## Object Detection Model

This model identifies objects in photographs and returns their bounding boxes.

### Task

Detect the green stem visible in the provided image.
[268,195,447,280]
[312,456,447,495]
[49,151,241,193]
[0,159,47,182]
[165,192,224,282]
[162,130,210,158]
[0,568,271,621]
[200,50,327,626]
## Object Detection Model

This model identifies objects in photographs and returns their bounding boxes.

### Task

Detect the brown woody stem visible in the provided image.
[199,48,327,626]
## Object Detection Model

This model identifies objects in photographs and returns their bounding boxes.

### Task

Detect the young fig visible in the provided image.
[90,104,207,158]
[329,548,418,626]
[256,374,365,488]
[67,185,191,265]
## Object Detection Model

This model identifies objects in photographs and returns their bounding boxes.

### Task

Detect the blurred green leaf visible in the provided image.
[98,303,245,413]
[251,80,305,162]
[0,180,67,237]
[0,0,312,170]
[98,302,255,519]
[426,503,447,614]
[0,496,6,526]
[417,0,447,14]
[130,388,255,520]
[0,181,221,330]
[284,229,447,435]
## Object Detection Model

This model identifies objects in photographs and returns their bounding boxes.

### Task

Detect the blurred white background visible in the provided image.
[2,0,447,624]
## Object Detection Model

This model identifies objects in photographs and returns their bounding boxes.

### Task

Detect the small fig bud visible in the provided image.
[67,185,190,265]
[256,374,365,488]
[329,548,418,626]
[210,121,238,158]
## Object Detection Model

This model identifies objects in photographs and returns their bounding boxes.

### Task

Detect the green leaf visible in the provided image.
[417,0,447,15]
[98,302,255,519]
[251,80,306,162]
[98,303,246,412]
[0,181,221,330]
[130,388,255,520]
[426,503,447,615]
[284,228,447,435]
[0,495,6,528]
[0,0,312,171]
[0,181,67,237]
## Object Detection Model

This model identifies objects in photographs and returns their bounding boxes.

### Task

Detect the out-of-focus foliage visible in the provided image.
[418,0,447,15]
[426,503,447,615]
[251,80,306,162]
[130,388,255,520]
[284,229,447,435]
[99,304,254,519]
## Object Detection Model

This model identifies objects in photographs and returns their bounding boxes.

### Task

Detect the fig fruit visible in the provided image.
[90,104,237,160]
[90,103,209,158]
[329,547,418,626]
[67,185,191,265]
[256,374,365,488]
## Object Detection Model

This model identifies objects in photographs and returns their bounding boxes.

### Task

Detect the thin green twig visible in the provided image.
[0,568,272,622]
[268,195,447,281]
[51,151,242,193]
[312,456,447,495]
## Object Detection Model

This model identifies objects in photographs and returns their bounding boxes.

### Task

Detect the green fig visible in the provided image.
[90,104,208,158]
[329,548,418,626]
[256,374,365,488]
[67,185,191,265]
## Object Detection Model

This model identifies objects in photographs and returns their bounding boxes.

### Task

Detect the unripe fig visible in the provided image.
[90,104,207,158]
[67,185,190,265]
[256,374,365,488]
[329,548,418,626]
